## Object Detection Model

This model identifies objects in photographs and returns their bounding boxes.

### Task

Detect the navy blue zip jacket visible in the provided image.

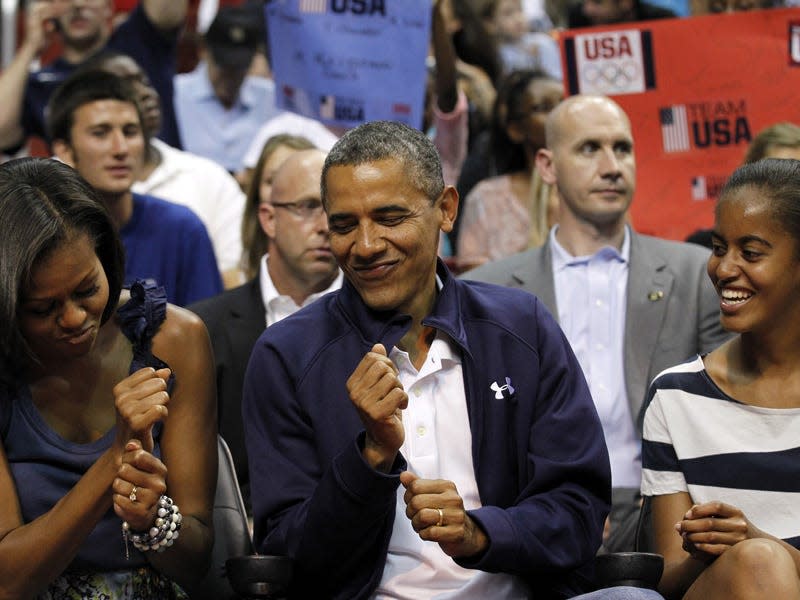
[242,261,611,599]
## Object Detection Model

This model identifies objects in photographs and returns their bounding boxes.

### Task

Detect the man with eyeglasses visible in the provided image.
[189,148,341,509]
[254,149,342,327]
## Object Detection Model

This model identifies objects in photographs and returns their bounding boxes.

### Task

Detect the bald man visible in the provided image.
[189,149,341,508]
[464,95,729,551]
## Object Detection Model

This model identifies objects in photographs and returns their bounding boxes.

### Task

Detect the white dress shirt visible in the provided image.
[258,254,342,327]
[373,330,528,599]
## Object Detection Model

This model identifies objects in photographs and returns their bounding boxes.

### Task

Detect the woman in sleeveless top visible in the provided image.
[640,159,800,599]
[0,158,216,598]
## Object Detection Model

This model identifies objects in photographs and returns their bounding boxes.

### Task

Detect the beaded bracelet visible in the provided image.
[122,495,183,558]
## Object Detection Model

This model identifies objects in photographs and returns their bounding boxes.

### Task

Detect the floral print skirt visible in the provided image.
[36,567,187,600]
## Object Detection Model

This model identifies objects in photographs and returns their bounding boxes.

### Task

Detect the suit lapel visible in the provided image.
[509,234,673,427]
[624,233,674,421]
[227,279,268,353]
[512,244,558,318]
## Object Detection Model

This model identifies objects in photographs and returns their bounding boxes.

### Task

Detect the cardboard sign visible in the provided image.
[560,8,800,240]
[266,0,430,130]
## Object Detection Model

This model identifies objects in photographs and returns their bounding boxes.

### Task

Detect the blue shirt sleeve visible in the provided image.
[174,216,223,306]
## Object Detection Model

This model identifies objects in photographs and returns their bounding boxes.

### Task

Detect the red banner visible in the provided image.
[560,8,800,240]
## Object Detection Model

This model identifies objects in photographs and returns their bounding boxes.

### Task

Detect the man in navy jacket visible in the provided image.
[243,121,653,599]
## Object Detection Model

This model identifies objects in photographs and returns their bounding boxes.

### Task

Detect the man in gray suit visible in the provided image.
[464,94,729,551]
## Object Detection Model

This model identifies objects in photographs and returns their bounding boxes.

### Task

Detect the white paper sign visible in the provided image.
[266,0,431,130]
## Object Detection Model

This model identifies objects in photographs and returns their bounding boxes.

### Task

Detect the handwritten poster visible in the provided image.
[560,8,800,241]
[266,0,431,130]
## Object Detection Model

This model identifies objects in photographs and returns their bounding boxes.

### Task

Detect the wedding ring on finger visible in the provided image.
[436,507,444,527]
[129,486,138,503]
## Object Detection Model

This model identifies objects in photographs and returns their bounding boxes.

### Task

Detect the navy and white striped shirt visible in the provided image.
[641,355,800,548]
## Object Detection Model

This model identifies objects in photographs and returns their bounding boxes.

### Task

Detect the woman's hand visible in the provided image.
[114,367,171,452]
[677,501,765,561]
[112,439,168,531]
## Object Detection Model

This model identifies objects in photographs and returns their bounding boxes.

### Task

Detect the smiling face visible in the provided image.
[708,187,800,335]
[19,233,110,365]
[538,96,635,231]
[324,158,457,321]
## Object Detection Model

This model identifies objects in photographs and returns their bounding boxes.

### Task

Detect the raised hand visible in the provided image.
[400,471,488,559]
[113,367,171,453]
[346,344,408,471]
[22,1,66,56]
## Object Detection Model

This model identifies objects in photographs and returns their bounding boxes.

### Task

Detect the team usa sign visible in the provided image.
[560,8,800,241]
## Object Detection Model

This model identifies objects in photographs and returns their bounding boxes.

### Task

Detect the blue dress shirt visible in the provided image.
[174,63,281,172]
[551,226,642,488]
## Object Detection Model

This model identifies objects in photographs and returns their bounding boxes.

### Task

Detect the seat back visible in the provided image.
[186,435,254,600]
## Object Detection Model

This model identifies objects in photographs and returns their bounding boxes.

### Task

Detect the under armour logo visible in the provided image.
[490,377,515,400]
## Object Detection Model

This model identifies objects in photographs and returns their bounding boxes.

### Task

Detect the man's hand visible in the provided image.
[400,471,488,558]
[22,1,66,56]
[347,344,408,472]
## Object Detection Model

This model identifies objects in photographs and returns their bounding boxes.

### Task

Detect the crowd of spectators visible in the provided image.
[1,0,799,598]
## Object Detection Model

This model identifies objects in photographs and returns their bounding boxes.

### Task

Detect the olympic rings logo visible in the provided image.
[581,61,641,89]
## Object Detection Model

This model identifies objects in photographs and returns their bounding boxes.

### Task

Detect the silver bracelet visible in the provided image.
[122,495,182,558]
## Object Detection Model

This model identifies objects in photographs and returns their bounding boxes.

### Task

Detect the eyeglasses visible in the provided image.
[269,198,325,219]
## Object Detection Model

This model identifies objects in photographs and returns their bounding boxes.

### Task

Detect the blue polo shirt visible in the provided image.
[120,193,223,306]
